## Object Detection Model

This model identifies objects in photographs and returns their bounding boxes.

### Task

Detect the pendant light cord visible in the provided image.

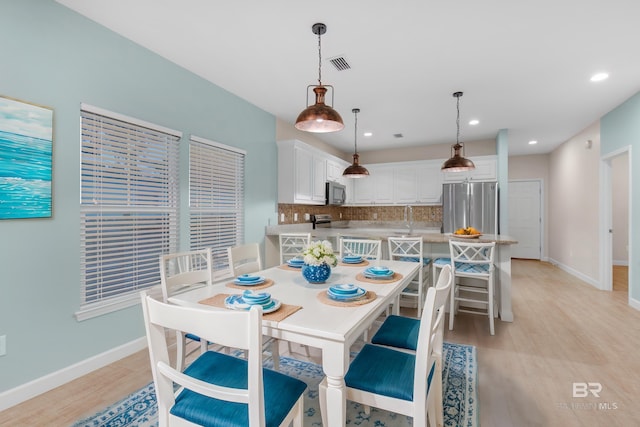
[317,30,322,85]
[353,110,359,154]
[456,94,460,145]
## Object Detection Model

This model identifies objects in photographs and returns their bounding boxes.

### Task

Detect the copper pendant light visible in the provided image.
[343,108,369,178]
[442,91,475,172]
[295,23,344,133]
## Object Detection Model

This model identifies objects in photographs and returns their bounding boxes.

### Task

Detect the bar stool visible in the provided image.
[432,256,451,288]
[387,236,431,317]
[448,240,496,335]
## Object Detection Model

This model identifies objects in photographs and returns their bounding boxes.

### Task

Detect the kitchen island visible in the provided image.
[265,223,518,322]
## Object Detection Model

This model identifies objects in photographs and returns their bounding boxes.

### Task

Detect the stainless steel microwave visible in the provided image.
[326,181,346,205]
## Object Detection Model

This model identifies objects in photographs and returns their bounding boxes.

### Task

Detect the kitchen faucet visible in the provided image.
[404,205,413,235]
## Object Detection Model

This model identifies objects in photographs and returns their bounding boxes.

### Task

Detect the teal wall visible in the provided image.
[601,92,639,302]
[0,1,277,392]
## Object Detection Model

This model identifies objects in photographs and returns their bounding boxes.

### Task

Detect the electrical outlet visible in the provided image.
[0,335,6,356]
[280,213,285,223]
[304,213,310,221]
[373,213,378,220]
[294,213,298,222]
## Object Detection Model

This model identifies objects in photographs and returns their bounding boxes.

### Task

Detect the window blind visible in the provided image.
[78,105,181,318]
[189,135,245,278]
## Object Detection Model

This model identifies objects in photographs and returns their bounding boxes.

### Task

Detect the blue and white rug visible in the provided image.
[72,342,477,427]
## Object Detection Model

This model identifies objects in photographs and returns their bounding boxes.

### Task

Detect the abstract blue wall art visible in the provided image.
[0,95,53,219]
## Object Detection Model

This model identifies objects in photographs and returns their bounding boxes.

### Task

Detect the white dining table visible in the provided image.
[169,259,420,427]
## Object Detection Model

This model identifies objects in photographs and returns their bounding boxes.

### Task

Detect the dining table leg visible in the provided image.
[319,343,349,426]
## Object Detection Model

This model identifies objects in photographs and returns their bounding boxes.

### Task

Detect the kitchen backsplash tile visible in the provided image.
[277,204,443,225]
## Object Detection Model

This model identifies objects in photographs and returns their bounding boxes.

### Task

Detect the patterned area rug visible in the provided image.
[72,342,477,427]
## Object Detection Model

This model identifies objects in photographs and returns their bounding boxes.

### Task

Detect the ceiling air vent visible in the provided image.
[393,133,404,138]
[328,56,351,71]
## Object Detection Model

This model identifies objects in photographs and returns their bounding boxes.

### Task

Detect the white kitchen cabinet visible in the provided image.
[352,165,394,204]
[442,155,497,182]
[417,161,443,203]
[393,160,442,204]
[326,159,344,183]
[277,140,327,205]
[278,140,353,205]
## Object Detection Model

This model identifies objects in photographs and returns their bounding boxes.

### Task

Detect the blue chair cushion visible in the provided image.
[455,262,490,274]
[434,258,489,274]
[185,333,201,342]
[399,256,432,266]
[171,351,306,427]
[371,315,419,351]
[345,344,434,401]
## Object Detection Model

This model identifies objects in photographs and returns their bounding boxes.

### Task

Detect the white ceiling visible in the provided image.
[56,0,640,156]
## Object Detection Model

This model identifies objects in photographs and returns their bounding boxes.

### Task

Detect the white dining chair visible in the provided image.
[227,242,281,368]
[140,292,306,427]
[278,233,312,357]
[279,232,311,264]
[449,240,496,335]
[387,236,432,317]
[338,237,382,260]
[159,248,213,371]
[228,243,263,276]
[319,265,452,427]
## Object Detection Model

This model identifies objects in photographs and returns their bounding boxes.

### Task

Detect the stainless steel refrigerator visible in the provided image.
[442,181,499,234]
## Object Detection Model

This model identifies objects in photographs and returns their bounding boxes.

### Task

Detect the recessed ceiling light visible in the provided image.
[468,119,479,126]
[590,72,609,82]
[528,140,538,145]
[363,132,373,137]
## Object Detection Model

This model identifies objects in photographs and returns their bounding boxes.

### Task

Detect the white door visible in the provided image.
[508,180,542,259]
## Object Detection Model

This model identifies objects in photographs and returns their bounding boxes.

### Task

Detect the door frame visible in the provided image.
[599,146,632,295]
[508,179,544,260]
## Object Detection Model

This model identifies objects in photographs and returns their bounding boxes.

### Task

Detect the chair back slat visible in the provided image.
[279,233,311,264]
[227,243,262,276]
[339,238,382,260]
[414,265,452,407]
[159,248,212,302]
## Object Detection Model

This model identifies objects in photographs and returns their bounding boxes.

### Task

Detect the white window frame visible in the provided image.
[189,135,246,280]
[76,104,182,320]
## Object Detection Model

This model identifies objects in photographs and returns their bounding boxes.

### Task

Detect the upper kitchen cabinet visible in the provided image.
[441,155,497,183]
[352,164,394,205]
[393,160,442,204]
[277,140,349,205]
[326,158,350,185]
[351,160,442,206]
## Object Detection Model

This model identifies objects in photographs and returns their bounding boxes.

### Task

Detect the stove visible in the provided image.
[311,214,332,229]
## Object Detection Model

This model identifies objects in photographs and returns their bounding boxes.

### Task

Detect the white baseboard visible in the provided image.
[0,337,147,412]
[547,258,601,289]
[630,296,640,311]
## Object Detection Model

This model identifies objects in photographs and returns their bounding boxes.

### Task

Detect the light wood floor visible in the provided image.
[1,260,638,426]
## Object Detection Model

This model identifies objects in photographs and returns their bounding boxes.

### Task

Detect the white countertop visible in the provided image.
[266,223,518,245]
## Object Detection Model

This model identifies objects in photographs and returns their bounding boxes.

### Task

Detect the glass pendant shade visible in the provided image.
[295,86,344,133]
[442,91,476,172]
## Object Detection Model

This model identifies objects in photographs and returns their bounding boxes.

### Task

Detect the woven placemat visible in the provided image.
[198,294,302,322]
[316,290,377,307]
[226,278,274,290]
[355,272,404,284]
[338,259,370,267]
[278,264,304,272]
